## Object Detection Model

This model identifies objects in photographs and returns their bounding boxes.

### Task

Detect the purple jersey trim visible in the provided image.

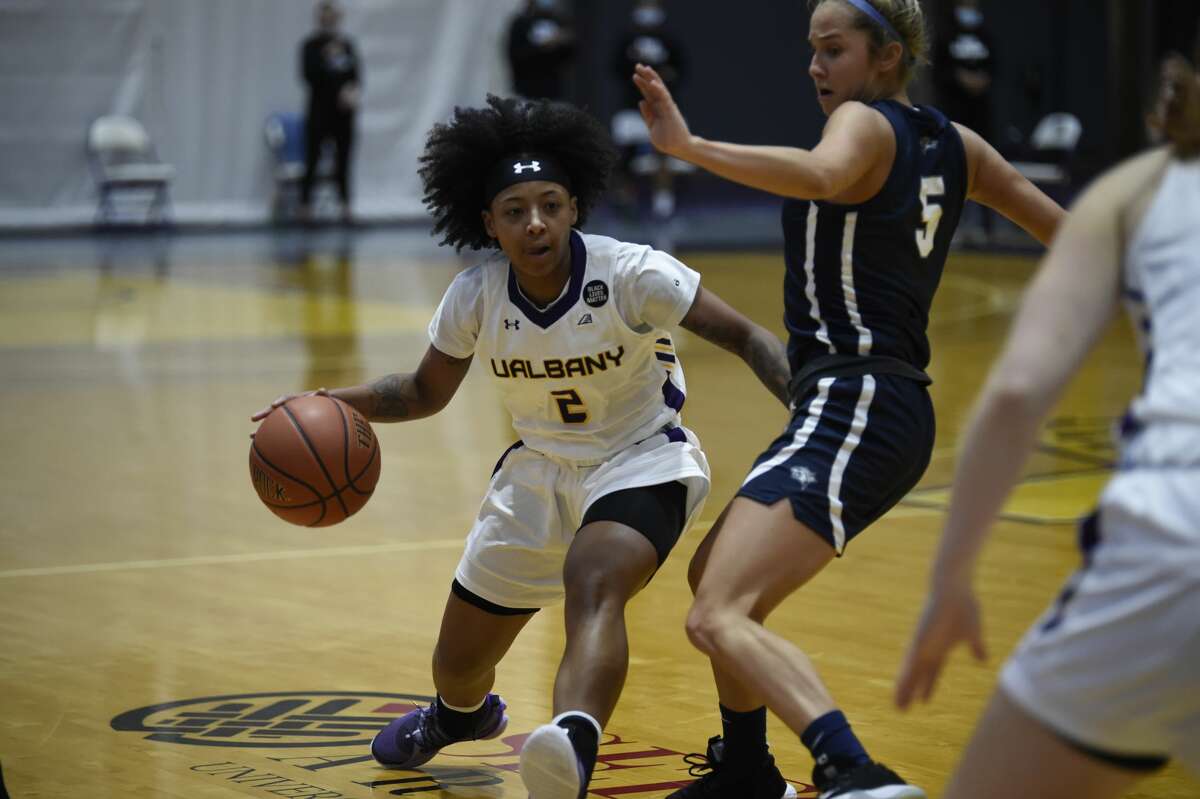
[506,230,586,329]
[661,377,685,411]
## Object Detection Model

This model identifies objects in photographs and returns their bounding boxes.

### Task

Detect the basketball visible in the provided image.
[249,395,382,527]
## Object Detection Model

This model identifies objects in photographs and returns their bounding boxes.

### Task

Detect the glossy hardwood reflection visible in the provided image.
[0,233,1192,798]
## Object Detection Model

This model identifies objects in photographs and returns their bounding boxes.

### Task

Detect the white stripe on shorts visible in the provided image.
[828,375,876,552]
[742,377,834,487]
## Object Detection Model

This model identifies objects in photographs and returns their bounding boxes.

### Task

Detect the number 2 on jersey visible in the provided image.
[915,176,945,258]
[551,389,589,423]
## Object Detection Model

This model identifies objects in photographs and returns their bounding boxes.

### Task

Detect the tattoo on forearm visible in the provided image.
[685,312,792,408]
[745,330,792,408]
[369,373,415,419]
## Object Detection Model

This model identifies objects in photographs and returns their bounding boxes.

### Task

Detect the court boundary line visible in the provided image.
[0,539,467,578]
[1,520,729,579]
[0,507,949,580]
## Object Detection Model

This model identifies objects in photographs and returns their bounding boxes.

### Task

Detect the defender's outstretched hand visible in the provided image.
[632,63,693,159]
[895,579,988,710]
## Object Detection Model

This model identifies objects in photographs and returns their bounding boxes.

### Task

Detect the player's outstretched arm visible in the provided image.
[679,286,791,408]
[251,345,472,424]
[956,123,1065,246]
[633,64,885,200]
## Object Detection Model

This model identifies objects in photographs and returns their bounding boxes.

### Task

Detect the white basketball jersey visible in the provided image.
[1118,158,1200,471]
[429,231,700,462]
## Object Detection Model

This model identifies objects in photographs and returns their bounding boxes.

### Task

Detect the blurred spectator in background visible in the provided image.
[612,0,687,226]
[300,0,361,225]
[506,0,577,101]
[935,0,995,243]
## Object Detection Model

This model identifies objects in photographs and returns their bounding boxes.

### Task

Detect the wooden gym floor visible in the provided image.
[0,228,1194,798]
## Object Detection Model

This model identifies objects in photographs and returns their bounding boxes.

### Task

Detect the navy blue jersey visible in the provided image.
[781,100,967,373]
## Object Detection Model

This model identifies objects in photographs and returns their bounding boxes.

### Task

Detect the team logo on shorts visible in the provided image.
[790,466,816,489]
[110,691,433,748]
[584,280,609,308]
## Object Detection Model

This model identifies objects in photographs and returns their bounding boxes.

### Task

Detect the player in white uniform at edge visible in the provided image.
[896,49,1200,799]
[255,95,792,798]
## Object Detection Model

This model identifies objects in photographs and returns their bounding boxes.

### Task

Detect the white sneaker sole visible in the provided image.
[821,786,926,799]
[782,783,798,798]
[520,723,583,799]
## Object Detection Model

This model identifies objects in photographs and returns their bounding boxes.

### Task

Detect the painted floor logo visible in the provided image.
[111,691,819,796]
[110,691,430,748]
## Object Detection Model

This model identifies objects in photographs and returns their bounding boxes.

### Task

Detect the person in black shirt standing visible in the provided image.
[934,0,996,242]
[300,0,361,224]
[506,0,576,101]
[612,0,687,225]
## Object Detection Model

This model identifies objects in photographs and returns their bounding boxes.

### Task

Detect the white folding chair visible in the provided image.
[87,115,175,226]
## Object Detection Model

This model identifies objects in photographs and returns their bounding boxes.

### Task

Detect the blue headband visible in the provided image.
[843,0,902,46]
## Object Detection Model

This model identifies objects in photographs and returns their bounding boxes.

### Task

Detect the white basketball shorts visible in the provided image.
[1000,471,1200,773]
[454,425,710,609]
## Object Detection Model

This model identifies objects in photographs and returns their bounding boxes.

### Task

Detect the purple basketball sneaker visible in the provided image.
[371,694,509,769]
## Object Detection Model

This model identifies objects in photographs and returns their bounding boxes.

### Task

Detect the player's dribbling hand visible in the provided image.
[250,388,329,423]
[894,578,988,710]
[632,63,692,159]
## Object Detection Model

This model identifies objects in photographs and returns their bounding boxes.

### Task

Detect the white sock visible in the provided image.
[551,709,602,737]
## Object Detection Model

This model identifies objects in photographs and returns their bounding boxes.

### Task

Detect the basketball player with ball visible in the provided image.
[252,95,792,798]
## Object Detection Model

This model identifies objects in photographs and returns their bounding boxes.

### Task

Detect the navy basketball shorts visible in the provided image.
[736,373,934,553]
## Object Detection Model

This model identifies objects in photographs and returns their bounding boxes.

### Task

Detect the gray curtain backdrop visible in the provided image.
[0,0,522,228]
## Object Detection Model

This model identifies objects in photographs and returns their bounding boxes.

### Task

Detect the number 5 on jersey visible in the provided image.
[551,389,589,423]
[916,176,944,258]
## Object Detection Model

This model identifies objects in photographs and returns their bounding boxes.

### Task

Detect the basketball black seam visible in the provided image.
[347,441,379,494]
[283,402,350,518]
[339,401,379,498]
[251,444,327,525]
[260,498,325,510]
[336,396,355,504]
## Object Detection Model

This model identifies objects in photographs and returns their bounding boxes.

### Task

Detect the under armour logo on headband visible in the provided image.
[484,153,571,205]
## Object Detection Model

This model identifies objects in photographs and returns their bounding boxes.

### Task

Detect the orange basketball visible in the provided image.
[249,395,381,527]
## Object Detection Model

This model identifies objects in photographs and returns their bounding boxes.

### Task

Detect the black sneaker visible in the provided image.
[667,735,797,798]
[812,754,926,799]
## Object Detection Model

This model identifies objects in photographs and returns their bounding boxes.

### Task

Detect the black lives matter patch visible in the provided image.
[584,280,609,308]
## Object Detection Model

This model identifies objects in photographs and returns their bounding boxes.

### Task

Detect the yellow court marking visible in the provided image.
[880,506,946,520]
[909,469,1110,525]
[929,272,1024,327]
[0,273,430,348]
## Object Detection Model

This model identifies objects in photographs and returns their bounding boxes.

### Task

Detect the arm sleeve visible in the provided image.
[427,268,484,359]
[614,244,701,332]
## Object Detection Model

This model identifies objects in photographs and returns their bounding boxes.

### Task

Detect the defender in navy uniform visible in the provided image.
[634,1,1064,797]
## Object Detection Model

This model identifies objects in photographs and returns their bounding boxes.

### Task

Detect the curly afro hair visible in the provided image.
[419,95,617,251]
